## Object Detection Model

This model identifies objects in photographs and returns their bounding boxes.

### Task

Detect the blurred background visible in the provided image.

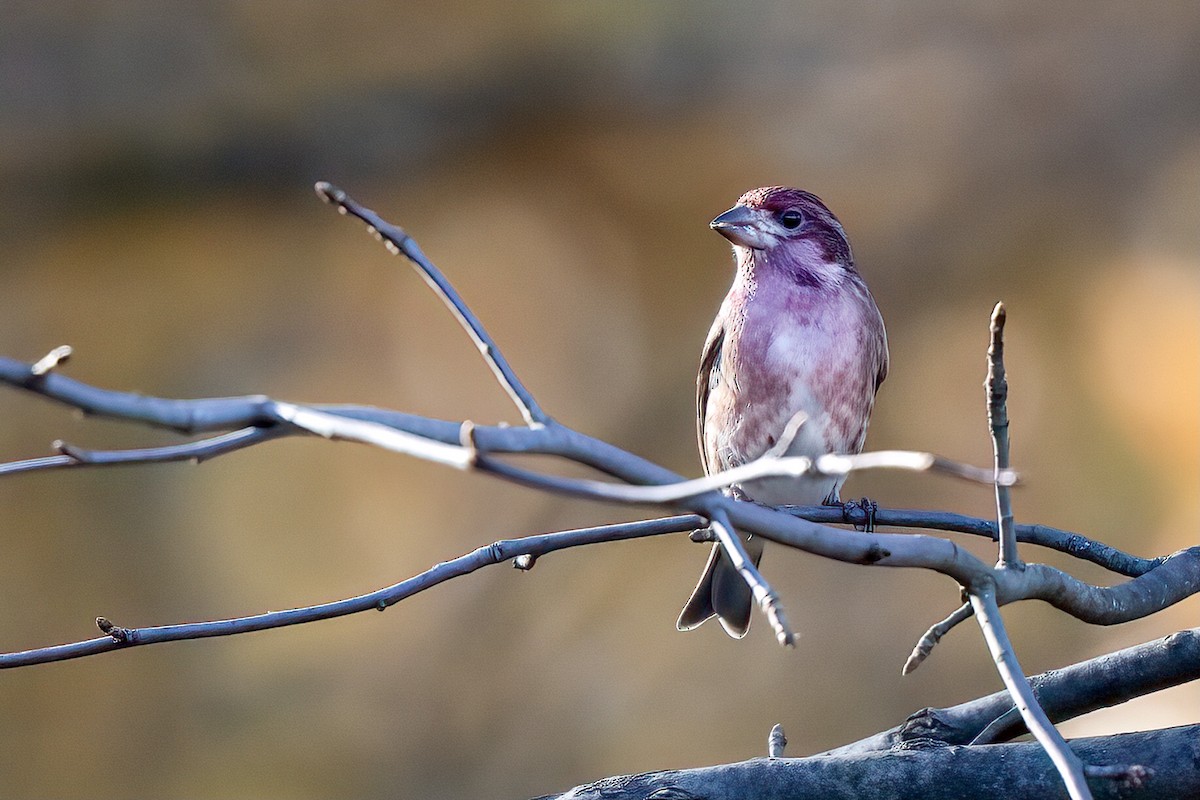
[0,2,1197,797]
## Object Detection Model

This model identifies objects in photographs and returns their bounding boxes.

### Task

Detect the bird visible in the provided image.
[677,187,889,638]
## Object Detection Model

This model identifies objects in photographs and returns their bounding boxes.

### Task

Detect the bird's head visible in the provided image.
[710,187,854,274]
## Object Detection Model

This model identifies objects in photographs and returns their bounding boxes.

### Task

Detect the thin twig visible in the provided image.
[0,428,285,476]
[314,181,549,427]
[0,515,701,669]
[902,601,973,675]
[987,302,1021,569]
[970,585,1091,800]
[29,345,72,376]
[708,509,794,647]
[970,706,1024,745]
[767,724,788,758]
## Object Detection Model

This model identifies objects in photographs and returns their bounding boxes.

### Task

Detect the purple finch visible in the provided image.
[677,187,889,638]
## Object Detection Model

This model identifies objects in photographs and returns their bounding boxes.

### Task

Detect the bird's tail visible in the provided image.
[676,534,764,638]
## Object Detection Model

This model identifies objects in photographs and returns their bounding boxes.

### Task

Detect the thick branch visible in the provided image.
[887,632,1200,741]
[540,726,1198,800]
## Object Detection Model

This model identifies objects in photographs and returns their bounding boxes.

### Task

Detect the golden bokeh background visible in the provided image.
[0,3,1197,798]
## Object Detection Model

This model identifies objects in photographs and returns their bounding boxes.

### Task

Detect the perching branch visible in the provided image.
[3,367,1194,637]
[787,504,1161,577]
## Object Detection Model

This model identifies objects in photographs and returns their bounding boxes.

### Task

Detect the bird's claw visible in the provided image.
[842,497,879,532]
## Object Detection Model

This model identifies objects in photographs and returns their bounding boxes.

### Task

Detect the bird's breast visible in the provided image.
[703,279,879,504]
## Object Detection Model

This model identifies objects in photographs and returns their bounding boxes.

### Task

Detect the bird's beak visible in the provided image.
[710,205,772,250]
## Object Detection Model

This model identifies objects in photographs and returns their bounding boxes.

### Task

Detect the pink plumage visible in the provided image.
[678,187,888,638]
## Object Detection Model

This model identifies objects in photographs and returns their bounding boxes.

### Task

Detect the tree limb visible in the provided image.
[831,627,1200,755]
[539,725,1198,800]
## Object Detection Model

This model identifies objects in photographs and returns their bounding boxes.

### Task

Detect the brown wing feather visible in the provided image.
[696,320,725,477]
[872,307,890,394]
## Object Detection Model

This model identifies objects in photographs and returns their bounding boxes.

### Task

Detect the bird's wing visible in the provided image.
[872,305,890,394]
[696,318,725,477]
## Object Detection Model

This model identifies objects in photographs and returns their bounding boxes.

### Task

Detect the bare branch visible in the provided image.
[0,356,285,432]
[827,627,1200,755]
[275,402,474,469]
[3,355,1196,630]
[314,181,549,427]
[0,357,1159,579]
[709,509,794,647]
[987,302,1021,569]
[545,726,1200,800]
[970,585,1091,799]
[784,504,1160,577]
[0,515,701,669]
[903,601,973,675]
[474,447,1013,504]
[0,427,284,477]
[718,499,1200,627]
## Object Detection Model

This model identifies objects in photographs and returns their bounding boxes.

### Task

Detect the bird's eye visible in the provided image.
[779,209,804,229]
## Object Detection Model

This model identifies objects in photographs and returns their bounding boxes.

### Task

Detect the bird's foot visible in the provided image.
[841,497,879,532]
